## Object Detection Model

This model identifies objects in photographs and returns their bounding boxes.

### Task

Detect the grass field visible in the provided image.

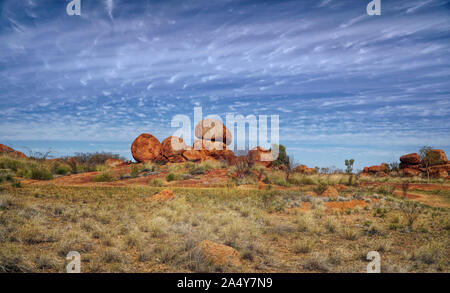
[1,181,449,273]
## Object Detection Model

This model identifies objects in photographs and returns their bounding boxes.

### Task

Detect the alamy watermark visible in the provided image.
[66,0,81,16]
[367,0,381,16]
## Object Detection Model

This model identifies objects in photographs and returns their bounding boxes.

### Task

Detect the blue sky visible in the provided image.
[1,0,449,170]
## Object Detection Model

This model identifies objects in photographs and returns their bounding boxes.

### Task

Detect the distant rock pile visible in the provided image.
[362,163,389,176]
[293,164,317,175]
[399,149,449,178]
[362,149,449,179]
[0,144,27,158]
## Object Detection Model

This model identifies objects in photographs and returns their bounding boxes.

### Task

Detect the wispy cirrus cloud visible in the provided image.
[0,0,449,168]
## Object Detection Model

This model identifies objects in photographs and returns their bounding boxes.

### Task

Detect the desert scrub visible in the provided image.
[93,170,116,182]
[30,167,53,180]
[303,252,331,272]
[149,178,164,187]
[293,239,316,253]
[341,228,358,240]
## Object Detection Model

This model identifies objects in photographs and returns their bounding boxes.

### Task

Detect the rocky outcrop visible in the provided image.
[247,146,272,167]
[400,153,421,165]
[131,133,162,162]
[293,164,317,175]
[194,118,232,145]
[429,149,448,165]
[399,149,449,178]
[105,158,124,168]
[403,168,421,177]
[0,144,27,159]
[362,163,389,176]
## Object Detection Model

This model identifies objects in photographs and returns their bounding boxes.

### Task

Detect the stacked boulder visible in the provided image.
[399,149,449,178]
[399,153,421,177]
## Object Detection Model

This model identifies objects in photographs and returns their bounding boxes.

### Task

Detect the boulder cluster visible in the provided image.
[131,119,273,166]
[399,150,449,178]
[362,149,449,179]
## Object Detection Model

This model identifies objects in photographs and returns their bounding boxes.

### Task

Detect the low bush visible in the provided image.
[93,170,116,182]
[149,178,164,187]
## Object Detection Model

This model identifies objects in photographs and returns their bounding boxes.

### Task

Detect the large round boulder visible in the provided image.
[194,119,232,145]
[131,133,162,162]
[161,136,188,158]
[400,153,420,165]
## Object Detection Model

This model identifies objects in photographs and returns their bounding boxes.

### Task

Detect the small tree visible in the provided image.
[345,159,354,174]
[271,144,289,167]
[345,159,355,186]
[419,146,442,183]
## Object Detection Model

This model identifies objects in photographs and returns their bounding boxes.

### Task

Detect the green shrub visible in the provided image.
[93,171,116,182]
[130,165,140,178]
[30,168,53,180]
[16,168,32,178]
[189,166,205,175]
[55,164,71,175]
[149,178,164,187]
[166,173,176,182]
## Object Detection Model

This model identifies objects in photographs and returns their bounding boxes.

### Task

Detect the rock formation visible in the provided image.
[293,164,317,175]
[105,158,124,168]
[362,163,389,176]
[399,149,449,178]
[0,144,27,159]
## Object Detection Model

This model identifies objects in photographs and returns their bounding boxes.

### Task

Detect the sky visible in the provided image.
[0,0,449,170]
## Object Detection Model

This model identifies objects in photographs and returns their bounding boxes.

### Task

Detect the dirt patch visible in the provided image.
[324,200,367,211]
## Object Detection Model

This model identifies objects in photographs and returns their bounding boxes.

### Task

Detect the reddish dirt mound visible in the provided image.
[0,144,27,158]
[194,119,232,145]
[321,186,339,199]
[193,240,241,267]
[131,133,162,162]
[148,189,176,202]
